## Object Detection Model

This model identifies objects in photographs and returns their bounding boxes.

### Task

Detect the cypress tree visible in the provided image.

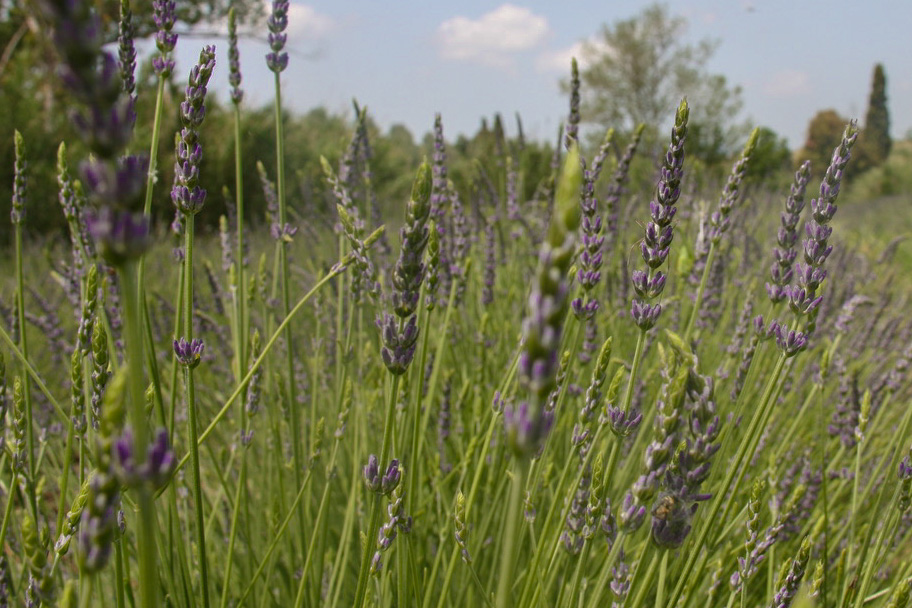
[863,63,891,165]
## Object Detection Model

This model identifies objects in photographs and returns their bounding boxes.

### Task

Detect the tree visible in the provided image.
[853,63,892,174]
[575,3,746,160]
[798,109,850,178]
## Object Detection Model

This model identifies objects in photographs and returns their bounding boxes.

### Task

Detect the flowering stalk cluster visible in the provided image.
[118,0,136,100]
[573,338,612,459]
[768,536,812,608]
[370,484,412,575]
[619,338,691,535]
[152,0,177,76]
[730,479,783,593]
[767,161,811,304]
[324,157,380,303]
[228,7,243,105]
[377,162,432,375]
[42,0,150,265]
[572,129,614,322]
[631,99,688,331]
[172,46,216,219]
[604,124,645,250]
[505,145,581,459]
[707,128,758,244]
[565,58,580,147]
[266,0,290,73]
[430,114,451,294]
[785,122,858,336]
[12,130,26,225]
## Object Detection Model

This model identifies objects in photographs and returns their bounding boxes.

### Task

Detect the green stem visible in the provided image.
[13,222,37,519]
[233,102,247,380]
[118,260,158,608]
[236,469,314,605]
[683,242,716,342]
[182,217,211,608]
[496,458,528,608]
[353,373,402,608]
[273,71,305,561]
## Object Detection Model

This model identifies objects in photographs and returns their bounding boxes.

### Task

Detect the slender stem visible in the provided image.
[654,550,669,608]
[496,458,528,608]
[119,261,158,608]
[683,242,716,342]
[233,102,247,379]
[236,469,314,605]
[13,222,37,519]
[273,70,305,558]
[182,217,211,607]
[621,328,647,416]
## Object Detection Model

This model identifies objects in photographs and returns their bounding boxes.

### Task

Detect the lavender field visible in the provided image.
[1,1,911,607]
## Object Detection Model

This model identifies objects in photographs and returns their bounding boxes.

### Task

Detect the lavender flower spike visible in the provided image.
[152,0,177,76]
[172,46,216,217]
[228,8,243,104]
[631,99,688,331]
[767,161,811,304]
[266,0,290,73]
[11,131,26,225]
[378,162,433,376]
[506,144,581,459]
[786,121,858,337]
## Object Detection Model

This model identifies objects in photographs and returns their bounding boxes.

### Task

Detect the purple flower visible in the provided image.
[172,46,216,216]
[173,337,204,368]
[631,100,688,331]
[266,0,290,73]
[85,206,151,265]
[118,0,136,98]
[228,7,243,104]
[152,0,177,76]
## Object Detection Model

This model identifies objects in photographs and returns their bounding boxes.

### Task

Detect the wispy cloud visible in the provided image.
[762,69,810,98]
[286,3,334,40]
[437,4,550,68]
[203,2,334,40]
[536,36,613,74]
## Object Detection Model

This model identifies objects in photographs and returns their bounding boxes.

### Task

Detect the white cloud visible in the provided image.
[286,3,334,39]
[437,4,550,68]
[535,37,614,74]
[203,2,333,39]
[762,69,810,98]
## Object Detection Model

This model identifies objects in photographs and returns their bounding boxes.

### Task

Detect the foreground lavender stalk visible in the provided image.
[631,99,688,331]
[767,161,811,304]
[785,121,858,340]
[353,164,431,608]
[40,0,157,602]
[173,46,217,608]
[497,144,581,608]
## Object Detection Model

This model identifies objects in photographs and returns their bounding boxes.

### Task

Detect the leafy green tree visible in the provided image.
[744,126,792,184]
[798,109,850,179]
[575,2,746,162]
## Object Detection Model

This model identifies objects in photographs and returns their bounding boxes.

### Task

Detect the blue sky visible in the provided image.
[167,0,912,149]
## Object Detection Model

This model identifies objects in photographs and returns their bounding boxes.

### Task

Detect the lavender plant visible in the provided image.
[0,10,909,608]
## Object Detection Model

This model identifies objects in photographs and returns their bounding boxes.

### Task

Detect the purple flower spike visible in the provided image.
[266,0,290,73]
[228,8,243,104]
[85,206,151,265]
[631,100,688,331]
[381,459,401,495]
[173,337,204,368]
[152,0,177,76]
[363,454,381,493]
